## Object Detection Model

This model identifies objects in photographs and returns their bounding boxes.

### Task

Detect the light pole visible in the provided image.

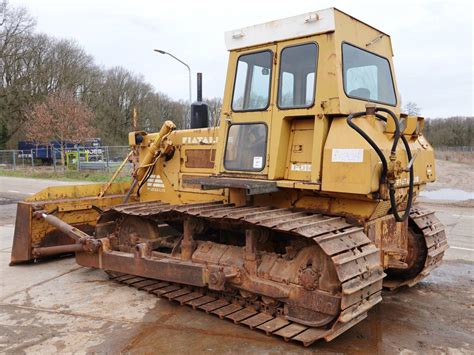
[153,49,192,128]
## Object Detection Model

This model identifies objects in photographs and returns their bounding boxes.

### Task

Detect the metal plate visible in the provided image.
[241,313,274,329]
[273,323,308,339]
[198,299,229,313]
[211,304,243,319]
[256,317,290,335]
[225,307,258,323]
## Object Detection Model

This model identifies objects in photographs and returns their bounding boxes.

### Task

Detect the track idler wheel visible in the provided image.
[386,226,427,281]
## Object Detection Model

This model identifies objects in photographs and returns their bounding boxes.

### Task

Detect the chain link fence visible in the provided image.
[0,146,131,172]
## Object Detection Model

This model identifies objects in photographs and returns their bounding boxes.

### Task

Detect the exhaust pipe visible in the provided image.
[190,72,210,129]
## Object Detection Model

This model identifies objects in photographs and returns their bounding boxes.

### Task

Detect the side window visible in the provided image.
[278,43,318,109]
[305,72,315,105]
[342,43,397,106]
[279,72,295,107]
[232,51,272,111]
[224,123,267,171]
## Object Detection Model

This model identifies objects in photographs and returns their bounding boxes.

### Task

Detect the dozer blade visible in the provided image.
[10,181,132,265]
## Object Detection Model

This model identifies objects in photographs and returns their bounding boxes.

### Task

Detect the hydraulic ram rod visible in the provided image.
[32,212,101,258]
[39,212,93,242]
[32,244,85,257]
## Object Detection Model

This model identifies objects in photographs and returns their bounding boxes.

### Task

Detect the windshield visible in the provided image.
[232,51,272,111]
[342,43,396,106]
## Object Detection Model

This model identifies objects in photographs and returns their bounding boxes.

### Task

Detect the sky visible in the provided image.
[9,0,474,118]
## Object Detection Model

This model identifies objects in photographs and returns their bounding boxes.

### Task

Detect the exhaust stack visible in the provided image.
[190,72,209,129]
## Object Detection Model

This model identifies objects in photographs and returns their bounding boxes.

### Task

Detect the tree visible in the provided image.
[0,1,37,146]
[25,91,96,166]
[402,102,421,116]
[424,116,474,147]
[0,120,7,148]
[0,1,207,149]
[205,97,222,126]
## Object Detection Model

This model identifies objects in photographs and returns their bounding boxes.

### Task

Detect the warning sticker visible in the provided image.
[331,149,364,163]
[291,163,312,172]
[253,156,263,169]
[147,174,165,192]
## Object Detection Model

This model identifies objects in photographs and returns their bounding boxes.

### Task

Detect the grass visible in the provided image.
[435,150,474,165]
[0,168,131,182]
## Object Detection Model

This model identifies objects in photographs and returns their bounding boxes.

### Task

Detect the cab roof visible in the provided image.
[224,8,390,51]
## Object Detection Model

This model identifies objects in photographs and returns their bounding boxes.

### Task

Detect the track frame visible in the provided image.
[76,200,387,345]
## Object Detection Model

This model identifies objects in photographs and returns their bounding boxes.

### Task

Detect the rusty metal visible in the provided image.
[32,243,85,257]
[38,212,93,242]
[77,251,207,287]
[28,212,106,259]
[107,269,366,347]
[182,218,197,260]
[73,201,386,344]
[14,191,441,342]
[383,205,448,289]
[9,11,448,348]
[10,187,128,264]
[123,178,138,203]
[244,228,258,275]
[10,203,33,265]
[365,103,376,116]
[190,177,279,195]
[185,149,216,169]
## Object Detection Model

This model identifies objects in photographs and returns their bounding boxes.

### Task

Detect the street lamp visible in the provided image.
[153,49,192,128]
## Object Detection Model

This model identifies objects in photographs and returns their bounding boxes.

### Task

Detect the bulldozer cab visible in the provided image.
[215,8,400,183]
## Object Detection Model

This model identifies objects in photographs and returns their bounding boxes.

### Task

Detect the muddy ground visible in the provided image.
[0,160,472,354]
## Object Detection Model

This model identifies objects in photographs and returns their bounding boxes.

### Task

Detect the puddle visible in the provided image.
[420,188,474,201]
[0,197,19,206]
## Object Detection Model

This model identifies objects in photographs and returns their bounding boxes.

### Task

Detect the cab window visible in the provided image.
[232,51,272,111]
[278,43,318,109]
[342,43,396,106]
[224,123,267,171]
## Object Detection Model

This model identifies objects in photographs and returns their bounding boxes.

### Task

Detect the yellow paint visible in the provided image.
[16,9,438,264]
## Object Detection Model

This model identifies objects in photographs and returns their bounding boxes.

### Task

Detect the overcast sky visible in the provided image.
[10,0,474,118]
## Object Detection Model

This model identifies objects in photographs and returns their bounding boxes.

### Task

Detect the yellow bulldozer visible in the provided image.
[10,8,447,346]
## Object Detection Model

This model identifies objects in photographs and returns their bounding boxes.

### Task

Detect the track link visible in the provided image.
[99,201,386,346]
[107,271,368,347]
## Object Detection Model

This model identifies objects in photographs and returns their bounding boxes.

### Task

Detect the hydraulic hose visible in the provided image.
[390,134,414,221]
[347,112,388,184]
[137,159,157,197]
[346,108,414,222]
[375,107,400,157]
[374,110,414,222]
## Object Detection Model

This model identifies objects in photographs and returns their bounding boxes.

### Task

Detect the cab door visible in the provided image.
[218,45,277,177]
[268,39,323,183]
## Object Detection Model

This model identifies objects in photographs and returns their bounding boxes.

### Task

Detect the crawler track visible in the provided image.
[107,270,372,347]
[96,201,386,346]
[384,206,449,290]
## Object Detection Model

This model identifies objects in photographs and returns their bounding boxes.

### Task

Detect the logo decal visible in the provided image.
[147,174,165,192]
[182,136,218,145]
